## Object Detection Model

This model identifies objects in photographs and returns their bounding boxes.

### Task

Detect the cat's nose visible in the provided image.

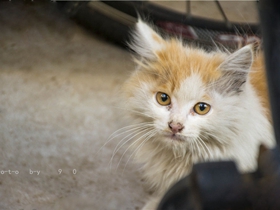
[168,121,184,133]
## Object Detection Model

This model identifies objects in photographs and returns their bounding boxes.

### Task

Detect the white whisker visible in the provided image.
[109,127,153,169]
[202,131,226,145]
[122,130,157,174]
[197,136,212,158]
[115,128,155,172]
[189,138,195,155]
[98,122,153,153]
[193,138,201,156]
[111,124,153,152]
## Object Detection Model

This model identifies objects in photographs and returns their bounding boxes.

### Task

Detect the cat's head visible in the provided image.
[124,20,253,151]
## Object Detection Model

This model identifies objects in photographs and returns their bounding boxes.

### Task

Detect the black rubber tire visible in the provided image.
[57,1,260,49]
[57,1,133,48]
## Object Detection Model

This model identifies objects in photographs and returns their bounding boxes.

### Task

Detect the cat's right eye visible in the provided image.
[193,102,211,115]
[156,92,171,106]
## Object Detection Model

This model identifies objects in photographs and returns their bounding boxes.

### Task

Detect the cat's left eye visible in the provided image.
[194,102,211,115]
[156,92,171,106]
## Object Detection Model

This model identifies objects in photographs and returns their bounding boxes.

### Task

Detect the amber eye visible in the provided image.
[194,102,211,115]
[156,92,171,106]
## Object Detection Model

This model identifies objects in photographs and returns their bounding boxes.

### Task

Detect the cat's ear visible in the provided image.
[217,45,253,94]
[129,19,165,60]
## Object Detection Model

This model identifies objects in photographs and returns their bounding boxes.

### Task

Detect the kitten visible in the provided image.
[122,20,275,210]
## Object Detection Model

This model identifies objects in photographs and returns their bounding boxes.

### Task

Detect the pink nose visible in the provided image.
[168,121,184,133]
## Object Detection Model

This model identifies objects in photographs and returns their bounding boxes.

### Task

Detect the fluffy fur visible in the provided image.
[123,20,275,209]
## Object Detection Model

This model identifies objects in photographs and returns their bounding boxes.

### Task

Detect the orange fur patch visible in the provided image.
[250,53,271,118]
[146,39,224,93]
[152,33,163,44]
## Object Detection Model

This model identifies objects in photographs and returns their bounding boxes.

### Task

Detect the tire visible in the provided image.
[57,1,261,50]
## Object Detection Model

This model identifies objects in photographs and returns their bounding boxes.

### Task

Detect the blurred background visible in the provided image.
[0,1,258,210]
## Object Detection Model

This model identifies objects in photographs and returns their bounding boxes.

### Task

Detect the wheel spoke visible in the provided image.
[186,0,191,19]
[215,0,231,27]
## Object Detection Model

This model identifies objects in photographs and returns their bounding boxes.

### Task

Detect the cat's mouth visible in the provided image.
[164,132,185,142]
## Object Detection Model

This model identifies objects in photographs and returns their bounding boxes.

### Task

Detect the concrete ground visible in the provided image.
[0,2,257,210]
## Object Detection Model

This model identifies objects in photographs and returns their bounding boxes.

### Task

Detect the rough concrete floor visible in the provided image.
[0,2,258,210]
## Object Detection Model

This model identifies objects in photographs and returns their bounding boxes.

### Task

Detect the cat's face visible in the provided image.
[146,76,214,146]
[124,20,253,150]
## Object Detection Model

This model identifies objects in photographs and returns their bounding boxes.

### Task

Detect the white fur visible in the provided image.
[124,22,275,210]
[129,20,165,60]
[220,45,253,72]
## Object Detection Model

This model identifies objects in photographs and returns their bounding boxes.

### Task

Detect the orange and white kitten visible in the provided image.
[123,20,275,210]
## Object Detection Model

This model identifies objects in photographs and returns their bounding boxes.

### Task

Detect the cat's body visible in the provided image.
[123,20,275,209]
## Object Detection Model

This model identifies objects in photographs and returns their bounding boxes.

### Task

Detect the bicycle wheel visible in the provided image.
[57,1,260,50]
